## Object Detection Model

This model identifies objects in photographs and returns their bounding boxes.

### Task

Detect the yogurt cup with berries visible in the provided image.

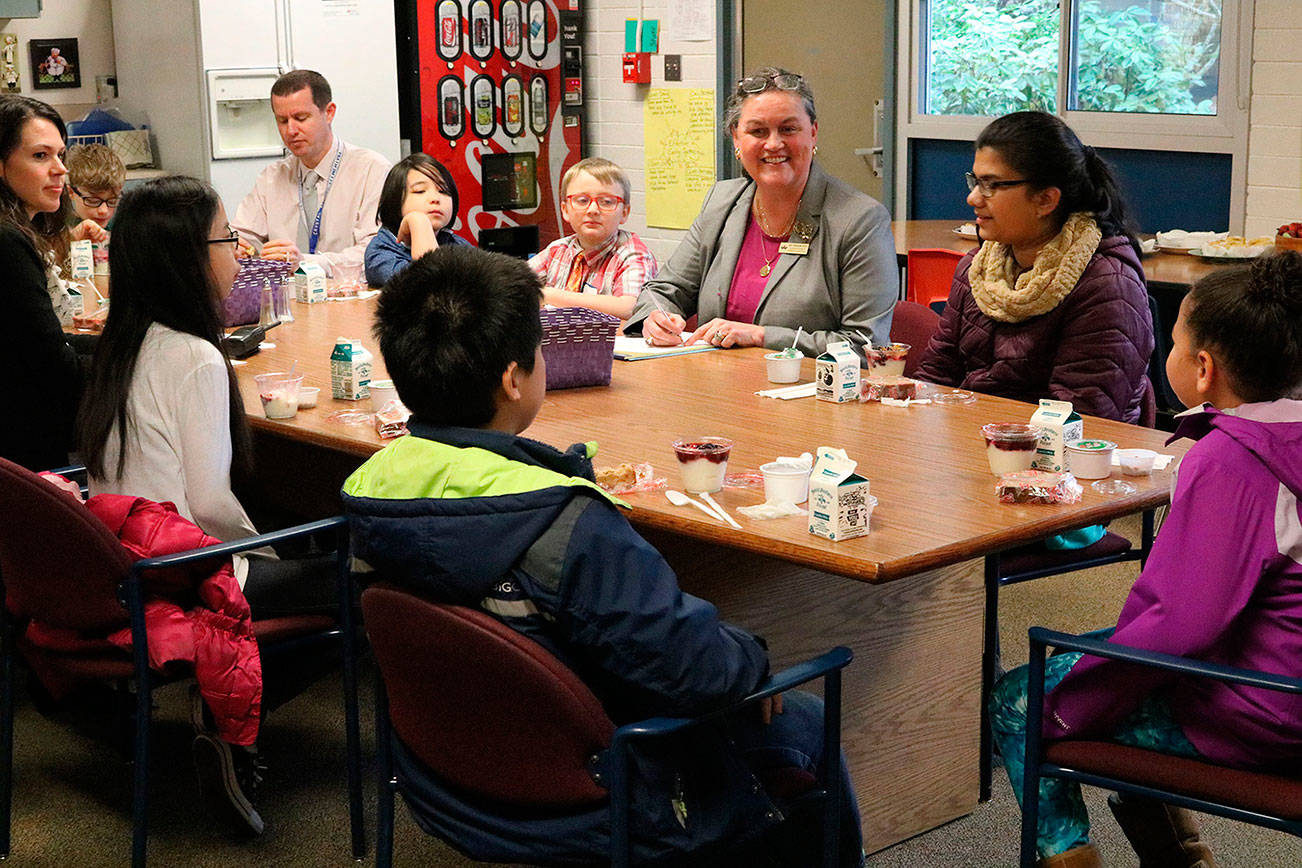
[981,423,1041,476]
[672,437,733,493]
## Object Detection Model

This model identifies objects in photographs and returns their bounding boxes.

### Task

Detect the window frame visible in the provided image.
[895,0,1251,228]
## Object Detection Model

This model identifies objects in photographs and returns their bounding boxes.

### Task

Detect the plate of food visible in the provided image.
[1155,229,1225,255]
[952,223,978,239]
[1191,236,1274,261]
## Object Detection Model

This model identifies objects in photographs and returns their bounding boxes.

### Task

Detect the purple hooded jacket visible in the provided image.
[915,236,1153,422]
[1045,400,1302,768]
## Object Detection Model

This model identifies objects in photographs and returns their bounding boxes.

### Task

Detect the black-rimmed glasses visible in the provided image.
[207,229,241,246]
[965,172,1030,198]
[71,186,120,208]
[738,72,804,94]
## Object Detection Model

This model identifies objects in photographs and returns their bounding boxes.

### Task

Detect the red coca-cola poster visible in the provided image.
[416,0,583,250]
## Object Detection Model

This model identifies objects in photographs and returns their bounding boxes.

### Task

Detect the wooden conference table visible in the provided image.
[893,218,1223,290]
[237,297,1185,853]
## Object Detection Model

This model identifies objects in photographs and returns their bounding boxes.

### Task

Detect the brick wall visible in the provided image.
[1245,0,1302,237]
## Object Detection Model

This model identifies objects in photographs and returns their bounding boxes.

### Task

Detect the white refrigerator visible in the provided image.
[111,0,401,210]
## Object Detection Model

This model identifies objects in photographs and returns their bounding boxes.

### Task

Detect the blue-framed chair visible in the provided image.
[362,582,853,868]
[1019,626,1302,867]
[0,458,364,866]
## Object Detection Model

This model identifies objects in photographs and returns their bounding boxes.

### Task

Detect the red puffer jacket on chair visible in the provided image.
[23,494,262,746]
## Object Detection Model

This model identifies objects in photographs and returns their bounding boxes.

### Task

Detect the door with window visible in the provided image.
[741,0,894,206]
[898,0,1248,232]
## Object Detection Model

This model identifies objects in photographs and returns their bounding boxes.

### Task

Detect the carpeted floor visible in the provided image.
[8,516,1302,866]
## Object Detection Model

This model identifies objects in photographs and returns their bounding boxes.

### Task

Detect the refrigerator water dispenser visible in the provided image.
[207,68,282,159]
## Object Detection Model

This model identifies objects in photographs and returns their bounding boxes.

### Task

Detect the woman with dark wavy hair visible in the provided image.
[917,110,1154,424]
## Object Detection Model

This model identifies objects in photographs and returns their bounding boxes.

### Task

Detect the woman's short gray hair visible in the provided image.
[723,67,817,133]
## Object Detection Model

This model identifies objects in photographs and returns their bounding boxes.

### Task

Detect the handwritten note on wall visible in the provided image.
[644,88,716,229]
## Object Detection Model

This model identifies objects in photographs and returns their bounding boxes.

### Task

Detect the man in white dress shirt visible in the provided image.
[232,69,390,276]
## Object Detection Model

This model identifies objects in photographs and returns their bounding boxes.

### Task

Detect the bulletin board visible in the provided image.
[643,87,715,229]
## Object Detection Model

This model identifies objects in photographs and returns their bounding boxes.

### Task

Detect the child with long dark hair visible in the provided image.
[991,250,1302,868]
[79,175,334,837]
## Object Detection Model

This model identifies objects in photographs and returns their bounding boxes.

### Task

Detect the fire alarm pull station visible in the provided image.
[622,52,651,84]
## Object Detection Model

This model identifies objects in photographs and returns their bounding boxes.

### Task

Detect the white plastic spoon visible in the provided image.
[790,326,803,351]
[665,490,728,525]
[700,491,742,529]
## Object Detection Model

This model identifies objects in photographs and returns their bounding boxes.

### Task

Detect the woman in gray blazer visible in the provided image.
[625,68,898,358]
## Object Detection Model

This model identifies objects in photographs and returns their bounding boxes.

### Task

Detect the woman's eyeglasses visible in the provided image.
[738,72,804,94]
[965,172,1030,198]
[207,229,241,246]
[70,186,120,208]
[564,194,624,213]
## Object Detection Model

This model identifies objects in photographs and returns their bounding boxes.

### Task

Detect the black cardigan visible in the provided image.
[0,225,81,470]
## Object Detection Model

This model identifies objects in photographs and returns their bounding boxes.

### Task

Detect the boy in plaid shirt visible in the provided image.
[529,157,657,319]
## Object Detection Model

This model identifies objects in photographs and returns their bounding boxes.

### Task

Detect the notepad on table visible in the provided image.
[613,334,717,361]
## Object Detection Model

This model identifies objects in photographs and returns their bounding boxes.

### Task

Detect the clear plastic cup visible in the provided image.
[760,461,811,504]
[981,423,1041,476]
[868,343,910,377]
[255,372,304,420]
[672,437,733,493]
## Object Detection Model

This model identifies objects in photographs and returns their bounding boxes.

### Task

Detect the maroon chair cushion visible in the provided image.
[890,300,942,379]
[252,615,338,644]
[361,584,614,808]
[1046,741,1302,821]
[998,531,1134,579]
[0,459,134,630]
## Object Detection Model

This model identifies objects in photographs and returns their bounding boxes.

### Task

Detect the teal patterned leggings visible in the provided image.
[989,652,1201,858]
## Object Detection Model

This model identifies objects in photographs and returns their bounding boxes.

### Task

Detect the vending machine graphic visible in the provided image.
[413,0,584,252]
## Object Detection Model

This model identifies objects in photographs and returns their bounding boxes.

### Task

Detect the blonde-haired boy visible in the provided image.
[66,143,126,230]
[528,156,657,319]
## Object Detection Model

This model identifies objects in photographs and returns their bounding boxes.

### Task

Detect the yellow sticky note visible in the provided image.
[643,88,716,230]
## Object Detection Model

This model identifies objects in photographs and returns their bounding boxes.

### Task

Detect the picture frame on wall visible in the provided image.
[29,38,80,90]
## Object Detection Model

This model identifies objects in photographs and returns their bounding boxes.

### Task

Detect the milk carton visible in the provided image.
[330,337,373,400]
[294,261,328,304]
[815,341,861,403]
[69,239,93,280]
[807,447,872,541]
[1030,399,1083,472]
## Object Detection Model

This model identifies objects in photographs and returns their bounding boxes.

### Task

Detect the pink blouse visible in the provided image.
[725,215,787,323]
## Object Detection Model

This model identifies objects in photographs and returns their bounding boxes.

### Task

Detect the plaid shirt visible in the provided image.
[529,229,657,298]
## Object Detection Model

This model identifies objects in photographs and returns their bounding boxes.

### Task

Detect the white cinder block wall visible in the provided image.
[1244,0,1302,238]
[582,0,720,263]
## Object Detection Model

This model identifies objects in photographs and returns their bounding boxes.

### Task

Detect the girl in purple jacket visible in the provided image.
[990,250,1302,868]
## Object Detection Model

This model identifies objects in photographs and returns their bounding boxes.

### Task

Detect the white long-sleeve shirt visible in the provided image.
[89,324,263,584]
[232,136,390,277]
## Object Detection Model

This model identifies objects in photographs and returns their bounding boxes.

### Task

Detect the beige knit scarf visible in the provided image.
[968,212,1102,323]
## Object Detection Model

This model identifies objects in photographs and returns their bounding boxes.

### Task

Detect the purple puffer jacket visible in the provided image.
[915,236,1153,422]
[1044,401,1302,769]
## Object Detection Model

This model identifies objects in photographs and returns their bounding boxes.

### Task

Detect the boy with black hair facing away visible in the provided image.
[342,245,862,866]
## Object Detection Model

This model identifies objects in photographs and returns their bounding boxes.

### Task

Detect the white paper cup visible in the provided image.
[1066,439,1117,480]
[297,386,320,409]
[764,351,803,383]
[761,461,811,505]
[369,378,399,412]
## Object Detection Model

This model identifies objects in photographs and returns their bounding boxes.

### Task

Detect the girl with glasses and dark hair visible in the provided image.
[364,152,470,286]
[625,67,898,359]
[79,175,338,839]
[916,110,1154,425]
[0,94,106,470]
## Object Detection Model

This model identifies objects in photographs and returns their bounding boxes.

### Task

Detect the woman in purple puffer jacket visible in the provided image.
[916,111,1153,424]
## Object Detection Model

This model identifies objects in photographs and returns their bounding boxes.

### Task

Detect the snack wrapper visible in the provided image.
[374,399,411,439]
[594,462,665,495]
[859,376,920,402]
[996,470,1082,505]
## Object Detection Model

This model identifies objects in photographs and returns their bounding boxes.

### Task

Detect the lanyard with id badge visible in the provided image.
[298,145,345,255]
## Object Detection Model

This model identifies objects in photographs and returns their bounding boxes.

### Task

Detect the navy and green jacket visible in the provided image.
[341,422,777,860]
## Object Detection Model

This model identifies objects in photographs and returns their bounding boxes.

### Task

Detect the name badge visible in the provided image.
[779,241,810,256]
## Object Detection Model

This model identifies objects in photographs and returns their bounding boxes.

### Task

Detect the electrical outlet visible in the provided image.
[664,54,681,82]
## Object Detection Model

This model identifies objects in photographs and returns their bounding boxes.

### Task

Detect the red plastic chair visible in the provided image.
[362,582,853,868]
[889,300,941,378]
[906,248,965,312]
[0,458,363,866]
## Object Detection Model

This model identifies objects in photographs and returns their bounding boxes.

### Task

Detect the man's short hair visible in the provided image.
[66,144,126,193]
[560,156,631,206]
[271,69,332,110]
[375,246,543,427]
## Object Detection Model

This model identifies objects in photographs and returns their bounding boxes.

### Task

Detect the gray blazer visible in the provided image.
[626,163,898,357]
